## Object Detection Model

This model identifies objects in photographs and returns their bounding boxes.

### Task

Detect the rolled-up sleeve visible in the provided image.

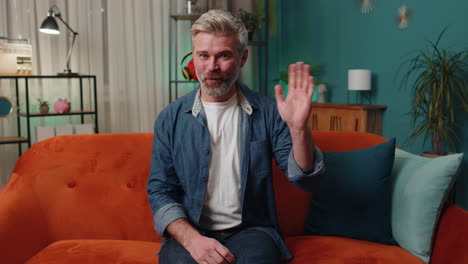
[147,112,187,237]
[287,146,325,191]
[154,203,187,237]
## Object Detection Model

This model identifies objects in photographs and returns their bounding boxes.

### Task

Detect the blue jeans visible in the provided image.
[159,228,281,264]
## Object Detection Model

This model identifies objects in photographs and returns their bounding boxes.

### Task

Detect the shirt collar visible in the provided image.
[191,83,253,117]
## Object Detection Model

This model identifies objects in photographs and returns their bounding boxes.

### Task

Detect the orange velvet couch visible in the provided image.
[0,131,466,264]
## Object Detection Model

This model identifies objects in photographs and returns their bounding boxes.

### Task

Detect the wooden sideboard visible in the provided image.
[309,103,387,135]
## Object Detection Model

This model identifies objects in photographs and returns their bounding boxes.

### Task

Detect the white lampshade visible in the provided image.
[348,69,371,91]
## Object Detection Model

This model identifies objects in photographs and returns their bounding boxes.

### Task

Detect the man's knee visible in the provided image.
[225,229,281,264]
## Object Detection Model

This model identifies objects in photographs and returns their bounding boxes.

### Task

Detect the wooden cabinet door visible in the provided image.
[309,103,386,135]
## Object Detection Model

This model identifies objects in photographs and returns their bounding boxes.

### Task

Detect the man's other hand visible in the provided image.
[185,234,235,264]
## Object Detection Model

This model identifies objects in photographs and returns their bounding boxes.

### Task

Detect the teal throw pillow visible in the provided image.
[304,138,397,245]
[391,149,463,263]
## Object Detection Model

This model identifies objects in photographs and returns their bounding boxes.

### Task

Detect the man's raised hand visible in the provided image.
[274,62,315,132]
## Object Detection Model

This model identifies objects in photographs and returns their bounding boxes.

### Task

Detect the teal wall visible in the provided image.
[274,0,468,209]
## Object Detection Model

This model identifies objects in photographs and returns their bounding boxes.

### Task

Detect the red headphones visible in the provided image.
[181,51,198,81]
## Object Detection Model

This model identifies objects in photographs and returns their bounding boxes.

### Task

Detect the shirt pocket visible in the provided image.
[249,140,272,172]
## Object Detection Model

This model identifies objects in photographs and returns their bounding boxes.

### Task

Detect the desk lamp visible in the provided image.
[39,6,79,76]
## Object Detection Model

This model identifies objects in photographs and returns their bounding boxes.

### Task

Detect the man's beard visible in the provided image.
[196,67,240,98]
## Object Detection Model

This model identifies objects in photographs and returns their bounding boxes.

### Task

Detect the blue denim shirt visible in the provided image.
[147,82,324,260]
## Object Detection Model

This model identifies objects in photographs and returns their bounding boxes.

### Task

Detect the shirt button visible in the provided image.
[197,203,202,208]
[204,149,210,153]
[202,177,208,182]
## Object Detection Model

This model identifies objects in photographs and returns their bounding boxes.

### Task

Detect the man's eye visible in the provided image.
[199,54,208,58]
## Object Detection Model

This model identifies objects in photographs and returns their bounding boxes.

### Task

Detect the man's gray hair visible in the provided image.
[191,10,248,53]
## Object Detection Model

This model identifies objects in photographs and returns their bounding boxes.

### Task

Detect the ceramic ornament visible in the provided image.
[318,84,327,103]
[360,0,374,13]
[54,98,71,113]
[398,5,411,29]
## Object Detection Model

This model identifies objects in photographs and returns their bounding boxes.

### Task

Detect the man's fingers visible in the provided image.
[303,64,311,89]
[288,64,296,88]
[308,76,315,97]
[215,245,235,263]
[209,252,225,264]
[295,62,304,89]
[274,84,284,103]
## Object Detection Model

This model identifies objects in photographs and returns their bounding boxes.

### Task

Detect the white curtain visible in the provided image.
[0,0,170,184]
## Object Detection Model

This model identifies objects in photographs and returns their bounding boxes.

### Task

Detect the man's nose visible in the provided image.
[207,58,220,71]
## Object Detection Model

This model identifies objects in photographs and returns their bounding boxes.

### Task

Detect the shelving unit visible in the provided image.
[0,75,98,155]
[168,1,269,102]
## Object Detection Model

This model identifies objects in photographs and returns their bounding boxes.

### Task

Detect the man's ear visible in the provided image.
[240,48,249,67]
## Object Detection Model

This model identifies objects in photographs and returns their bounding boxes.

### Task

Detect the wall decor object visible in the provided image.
[317,84,327,103]
[186,0,208,14]
[360,0,374,13]
[0,41,33,75]
[0,96,13,117]
[187,0,194,13]
[181,51,198,81]
[39,5,79,76]
[53,98,71,113]
[397,5,411,29]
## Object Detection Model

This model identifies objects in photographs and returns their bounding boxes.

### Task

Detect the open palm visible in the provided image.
[275,62,315,131]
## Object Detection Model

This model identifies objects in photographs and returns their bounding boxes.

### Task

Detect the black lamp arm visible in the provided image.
[48,5,78,73]
[55,15,79,36]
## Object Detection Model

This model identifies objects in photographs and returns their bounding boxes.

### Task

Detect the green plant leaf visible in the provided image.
[401,27,468,152]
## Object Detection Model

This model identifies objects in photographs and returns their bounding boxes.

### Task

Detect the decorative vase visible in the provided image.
[54,98,71,113]
[39,105,49,114]
[318,84,327,103]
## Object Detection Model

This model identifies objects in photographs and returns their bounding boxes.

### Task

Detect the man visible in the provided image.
[147,10,324,264]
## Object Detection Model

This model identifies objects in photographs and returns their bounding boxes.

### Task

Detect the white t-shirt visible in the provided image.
[199,93,242,231]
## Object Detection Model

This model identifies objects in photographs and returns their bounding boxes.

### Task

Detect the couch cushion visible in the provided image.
[391,149,463,263]
[304,138,397,245]
[25,240,161,264]
[274,131,390,238]
[286,236,425,264]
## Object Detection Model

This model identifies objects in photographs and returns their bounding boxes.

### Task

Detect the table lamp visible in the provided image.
[347,69,372,104]
[39,6,79,76]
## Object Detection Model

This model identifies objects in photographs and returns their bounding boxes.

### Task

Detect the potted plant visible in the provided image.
[38,98,49,114]
[236,9,263,40]
[401,28,468,156]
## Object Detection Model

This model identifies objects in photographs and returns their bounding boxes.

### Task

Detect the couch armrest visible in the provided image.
[431,205,468,264]
[0,174,50,264]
